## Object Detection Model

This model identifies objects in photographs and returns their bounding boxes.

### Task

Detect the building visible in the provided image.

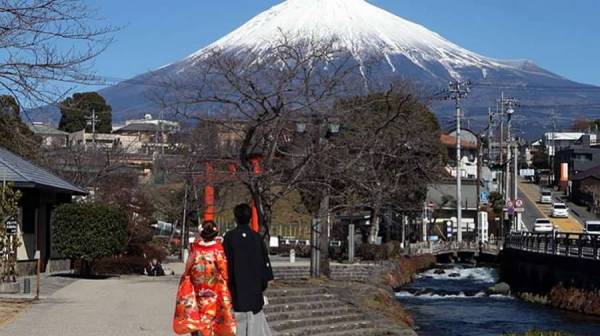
[113,114,181,154]
[571,165,600,213]
[0,146,86,275]
[554,134,600,183]
[69,129,142,153]
[544,132,597,157]
[28,122,69,148]
[442,129,479,179]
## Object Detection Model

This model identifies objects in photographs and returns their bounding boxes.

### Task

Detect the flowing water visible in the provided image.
[396,265,600,336]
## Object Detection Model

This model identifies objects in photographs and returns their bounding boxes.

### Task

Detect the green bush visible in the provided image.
[93,255,147,275]
[53,202,128,275]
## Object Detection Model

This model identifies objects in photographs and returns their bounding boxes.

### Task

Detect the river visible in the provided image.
[396,265,600,336]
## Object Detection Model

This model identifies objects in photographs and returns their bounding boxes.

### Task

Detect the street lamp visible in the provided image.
[294,115,341,278]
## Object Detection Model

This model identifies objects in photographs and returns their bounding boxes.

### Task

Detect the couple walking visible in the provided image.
[173,204,274,336]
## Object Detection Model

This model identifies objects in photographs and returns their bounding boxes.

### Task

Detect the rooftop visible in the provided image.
[28,123,68,136]
[0,146,86,195]
[572,165,600,182]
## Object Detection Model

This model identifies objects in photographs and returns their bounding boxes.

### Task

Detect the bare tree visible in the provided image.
[163,32,364,235]
[0,0,115,105]
[333,89,446,243]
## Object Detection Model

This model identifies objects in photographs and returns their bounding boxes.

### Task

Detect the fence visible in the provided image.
[505,232,600,260]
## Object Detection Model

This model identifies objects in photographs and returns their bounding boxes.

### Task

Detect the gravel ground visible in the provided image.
[0,300,31,328]
[0,275,180,336]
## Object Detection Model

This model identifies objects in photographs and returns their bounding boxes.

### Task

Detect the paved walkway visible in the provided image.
[0,275,179,336]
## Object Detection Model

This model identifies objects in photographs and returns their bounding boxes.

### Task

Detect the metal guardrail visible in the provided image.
[407,240,503,256]
[505,232,600,260]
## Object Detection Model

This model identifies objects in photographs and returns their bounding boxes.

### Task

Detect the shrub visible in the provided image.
[93,255,147,275]
[53,202,128,275]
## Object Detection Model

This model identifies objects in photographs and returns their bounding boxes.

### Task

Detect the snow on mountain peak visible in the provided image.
[187,0,511,80]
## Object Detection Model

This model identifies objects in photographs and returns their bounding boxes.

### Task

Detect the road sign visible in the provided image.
[427,201,435,209]
[480,192,489,205]
[506,200,514,209]
[4,216,17,234]
[515,199,524,208]
[520,169,535,177]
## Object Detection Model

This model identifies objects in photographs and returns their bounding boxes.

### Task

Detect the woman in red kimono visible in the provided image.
[181,221,236,336]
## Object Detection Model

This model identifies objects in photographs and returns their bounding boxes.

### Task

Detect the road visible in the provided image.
[518,180,584,233]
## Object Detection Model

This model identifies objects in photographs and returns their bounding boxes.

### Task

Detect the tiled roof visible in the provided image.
[0,147,86,194]
[28,123,68,136]
[573,165,600,182]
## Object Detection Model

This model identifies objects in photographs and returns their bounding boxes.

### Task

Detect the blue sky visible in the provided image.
[91,0,600,86]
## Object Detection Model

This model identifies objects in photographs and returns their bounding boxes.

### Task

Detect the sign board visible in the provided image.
[506,200,514,209]
[480,192,489,205]
[520,169,536,177]
[4,216,17,234]
[515,199,524,208]
[427,201,436,209]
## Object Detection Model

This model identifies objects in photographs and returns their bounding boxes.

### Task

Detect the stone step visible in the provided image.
[264,299,343,314]
[267,287,328,298]
[317,329,397,336]
[275,320,377,336]
[317,329,405,336]
[266,306,360,322]
[268,293,337,306]
[271,313,366,332]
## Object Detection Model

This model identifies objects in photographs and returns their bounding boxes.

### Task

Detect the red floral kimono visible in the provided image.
[180,241,236,336]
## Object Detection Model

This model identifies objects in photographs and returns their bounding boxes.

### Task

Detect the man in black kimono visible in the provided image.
[223,203,274,336]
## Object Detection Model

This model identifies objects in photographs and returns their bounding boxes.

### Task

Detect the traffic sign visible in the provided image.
[506,200,514,209]
[4,216,17,234]
[427,201,435,209]
[515,199,524,208]
[480,192,489,205]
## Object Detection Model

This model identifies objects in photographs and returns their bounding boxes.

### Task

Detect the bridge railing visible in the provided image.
[505,232,600,260]
[407,240,502,256]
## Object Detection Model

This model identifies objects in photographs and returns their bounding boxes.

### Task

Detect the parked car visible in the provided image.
[534,218,554,233]
[539,190,553,204]
[585,220,600,234]
[551,203,569,218]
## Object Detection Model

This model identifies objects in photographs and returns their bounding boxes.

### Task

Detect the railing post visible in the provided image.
[578,234,584,258]
[594,235,599,260]
[552,231,558,255]
[565,235,570,257]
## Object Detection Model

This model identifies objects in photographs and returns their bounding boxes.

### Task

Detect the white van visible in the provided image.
[585,221,600,234]
[540,190,553,204]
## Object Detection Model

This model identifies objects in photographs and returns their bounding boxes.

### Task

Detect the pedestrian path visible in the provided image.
[0,276,179,336]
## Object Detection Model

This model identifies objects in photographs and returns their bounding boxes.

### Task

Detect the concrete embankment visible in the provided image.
[500,248,600,317]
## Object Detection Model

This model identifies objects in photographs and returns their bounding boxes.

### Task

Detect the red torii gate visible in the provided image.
[200,157,262,232]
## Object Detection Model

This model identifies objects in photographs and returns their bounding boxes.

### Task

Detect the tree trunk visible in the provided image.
[369,205,381,244]
[318,192,331,278]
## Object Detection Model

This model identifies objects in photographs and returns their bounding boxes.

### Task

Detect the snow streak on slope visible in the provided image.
[186,0,516,80]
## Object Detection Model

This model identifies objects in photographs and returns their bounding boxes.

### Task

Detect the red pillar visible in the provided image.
[203,162,215,222]
[250,157,262,233]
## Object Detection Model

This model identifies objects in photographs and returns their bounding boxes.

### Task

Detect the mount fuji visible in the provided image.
[87,0,600,129]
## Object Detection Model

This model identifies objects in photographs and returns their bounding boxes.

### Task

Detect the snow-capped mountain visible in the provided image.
[86,0,600,129]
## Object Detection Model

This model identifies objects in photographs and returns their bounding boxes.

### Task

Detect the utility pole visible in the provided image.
[446,81,471,243]
[498,95,519,231]
[549,110,558,186]
[487,107,493,162]
[85,109,98,150]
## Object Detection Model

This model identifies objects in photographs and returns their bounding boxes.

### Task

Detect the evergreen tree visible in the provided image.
[0,95,40,161]
[58,92,112,133]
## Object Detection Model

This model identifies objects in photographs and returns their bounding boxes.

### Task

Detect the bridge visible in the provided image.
[407,240,503,257]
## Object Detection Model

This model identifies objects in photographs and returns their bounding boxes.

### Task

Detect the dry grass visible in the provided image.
[0,300,31,327]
